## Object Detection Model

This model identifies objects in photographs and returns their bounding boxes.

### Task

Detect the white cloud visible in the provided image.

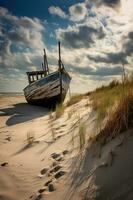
[48,3,87,22]
[69,3,88,22]
[0,6,45,70]
[48,6,68,19]
[0,7,8,16]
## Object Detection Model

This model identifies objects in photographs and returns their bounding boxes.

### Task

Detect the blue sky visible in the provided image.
[0,0,83,18]
[0,0,133,93]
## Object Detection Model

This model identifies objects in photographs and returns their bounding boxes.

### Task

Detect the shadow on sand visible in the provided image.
[0,103,49,126]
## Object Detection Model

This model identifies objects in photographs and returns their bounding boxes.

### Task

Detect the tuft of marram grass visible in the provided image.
[95,92,133,145]
[27,131,35,145]
[88,76,133,147]
[90,78,133,122]
[55,103,65,119]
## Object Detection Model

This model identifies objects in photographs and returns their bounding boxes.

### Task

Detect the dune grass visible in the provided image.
[90,77,133,145]
[27,131,35,145]
[90,79,133,122]
[66,94,86,107]
[55,103,65,119]
[95,92,133,145]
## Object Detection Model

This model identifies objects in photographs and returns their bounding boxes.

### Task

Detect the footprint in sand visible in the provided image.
[37,178,55,196]
[51,150,69,159]
[35,194,42,200]
[37,150,68,195]
[51,153,61,159]
[56,156,64,162]
[38,187,47,193]
[52,161,58,167]
[53,155,64,162]
[40,168,49,175]
[48,183,55,192]
[62,150,69,155]
[50,153,67,179]
[38,168,49,178]
[49,165,62,173]
[5,136,11,141]
[44,179,52,186]
[54,170,66,179]
[38,183,55,194]
[48,164,63,178]
[1,162,8,167]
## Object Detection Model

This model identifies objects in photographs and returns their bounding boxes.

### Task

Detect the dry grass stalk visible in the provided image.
[55,103,65,119]
[27,131,35,145]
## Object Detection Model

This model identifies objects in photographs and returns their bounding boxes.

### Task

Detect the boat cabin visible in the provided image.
[26,49,50,84]
[26,71,46,84]
[26,43,64,85]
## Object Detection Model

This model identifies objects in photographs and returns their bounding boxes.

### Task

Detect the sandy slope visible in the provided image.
[0,95,94,200]
[1,95,133,200]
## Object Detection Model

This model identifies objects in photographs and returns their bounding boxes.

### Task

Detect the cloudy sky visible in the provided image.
[0,0,133,93]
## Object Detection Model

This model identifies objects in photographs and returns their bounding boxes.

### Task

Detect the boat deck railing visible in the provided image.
[26,70,47,84]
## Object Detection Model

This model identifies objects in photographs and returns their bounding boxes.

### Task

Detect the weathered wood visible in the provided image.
[26,70,45,76]
[24,70,71,107]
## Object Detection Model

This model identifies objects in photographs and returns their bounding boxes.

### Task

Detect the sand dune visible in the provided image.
[0,95,94,200]
[1,95,133,200]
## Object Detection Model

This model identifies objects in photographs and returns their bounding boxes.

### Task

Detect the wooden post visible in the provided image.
[58,41,63,99]
[28,74,30,84]
[36,73,38,80]
[43,50,46,75]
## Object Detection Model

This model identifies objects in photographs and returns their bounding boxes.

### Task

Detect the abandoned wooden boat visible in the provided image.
[23,42,71,107]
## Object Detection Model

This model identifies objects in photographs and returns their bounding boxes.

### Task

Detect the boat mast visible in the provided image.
[42,49,49,76]
[58,41,63,99]
[44,49,49,74]
[58,41,62,71]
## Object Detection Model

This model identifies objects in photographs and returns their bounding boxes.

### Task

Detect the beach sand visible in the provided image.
[0,95,94,200]
[1,95,133,200]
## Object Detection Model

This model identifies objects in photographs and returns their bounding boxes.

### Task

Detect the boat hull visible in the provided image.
[23,70,71,107]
